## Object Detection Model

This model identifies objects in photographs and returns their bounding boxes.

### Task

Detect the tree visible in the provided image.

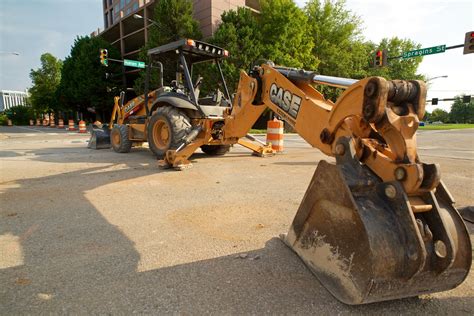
[29,53,62,114]
[210,7,263,92]
[57,36,121,120]
[4,105,35,125]
[305,0,366,78]
[449,95,474,123]
[134,0,202,93]
[259,0,318,69]
[148,0,201,46]
[430,108,449,123]
[423,111,431,122]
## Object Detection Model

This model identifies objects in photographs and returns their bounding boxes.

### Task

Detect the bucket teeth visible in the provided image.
[283,150,471,305]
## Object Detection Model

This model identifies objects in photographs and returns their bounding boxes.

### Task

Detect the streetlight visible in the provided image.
[133,14,158,27]
[426,75,448,82]
[0,52,20,56]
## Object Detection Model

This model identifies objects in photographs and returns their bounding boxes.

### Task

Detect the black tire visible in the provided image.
[111,125,132,153]
[147,106,191,158]
[200,144,231,156]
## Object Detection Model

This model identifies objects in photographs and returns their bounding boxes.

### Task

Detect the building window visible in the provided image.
[126,7,131,15]
[126,0,131,4]
[132,2,138,11]
[114,4,119,13]
[108,0,113,6]
[110,8,114,23]
[104,12,109,28]
[120,0,125,9]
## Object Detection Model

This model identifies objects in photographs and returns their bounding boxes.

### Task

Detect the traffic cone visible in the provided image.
[78,120,87,133]
[68,120,76,131]
[266,118,284,152]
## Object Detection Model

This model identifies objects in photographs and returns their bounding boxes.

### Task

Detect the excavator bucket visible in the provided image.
[283,138,471,305]
[88,125,111,149]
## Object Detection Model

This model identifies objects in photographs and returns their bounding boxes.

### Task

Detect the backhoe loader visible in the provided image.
[158,52,471,304]
[89,39,274,159]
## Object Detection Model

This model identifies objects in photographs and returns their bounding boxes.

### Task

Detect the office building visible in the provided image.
[95,0,259,86]
[0,90,28,112]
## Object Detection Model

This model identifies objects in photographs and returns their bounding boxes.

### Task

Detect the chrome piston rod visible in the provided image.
[312,75,357,89]
[274,66,357,89]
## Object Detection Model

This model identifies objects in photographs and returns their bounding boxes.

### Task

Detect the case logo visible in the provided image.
[269,83,302,119]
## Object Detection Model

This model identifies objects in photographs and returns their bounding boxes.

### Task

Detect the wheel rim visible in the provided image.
[152,118,171,150]
[112,130,121,147]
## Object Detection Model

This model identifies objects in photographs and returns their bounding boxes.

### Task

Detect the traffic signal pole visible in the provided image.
[373,31,473,66]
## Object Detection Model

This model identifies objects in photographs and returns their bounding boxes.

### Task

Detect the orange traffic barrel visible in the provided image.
[7,119,12,126]
[266,118,284,152]
[29,120,34,126]
[36,119,41,126]
[50,118,55,128]
[78,120,87,133]
[57,119,64,128]
[68,120,76,131]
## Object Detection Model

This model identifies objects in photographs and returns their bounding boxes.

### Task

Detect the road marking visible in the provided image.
[13,126,46,133]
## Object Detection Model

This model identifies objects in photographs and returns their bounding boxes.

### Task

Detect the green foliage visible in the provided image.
[430,108,449,123]
[210,7,263,92]
[134,0,202,93]
[149,0,202,46]
[305,0,365,78]
[4,105,35,125]
[0,113,8,125]
[305,0,367,99]
[449,95,474,123]
[57,36,121,118]
[259,0,317,69]
[419,124,474,130]
[29,53,62,113]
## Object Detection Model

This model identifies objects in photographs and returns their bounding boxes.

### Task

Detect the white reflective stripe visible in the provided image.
[267,128,284,134]
[270,140,284,146]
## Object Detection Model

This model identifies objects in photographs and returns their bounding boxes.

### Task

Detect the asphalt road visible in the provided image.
[1,126,473,314]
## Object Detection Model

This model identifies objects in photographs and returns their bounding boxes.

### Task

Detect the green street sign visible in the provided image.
[123,59,145,68]
[402,45,446,59]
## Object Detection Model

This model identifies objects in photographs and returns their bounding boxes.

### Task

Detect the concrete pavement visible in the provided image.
[1,126,473,314]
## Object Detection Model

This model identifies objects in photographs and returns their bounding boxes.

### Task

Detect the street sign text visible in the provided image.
[402,45,446,59]
[123,59,146,68]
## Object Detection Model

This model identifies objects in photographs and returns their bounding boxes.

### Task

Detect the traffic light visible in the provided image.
[374,49,388,67]
[432,98,438,105]
[462,95,471,103]
[463,31,474,54]
[100,49,108,66]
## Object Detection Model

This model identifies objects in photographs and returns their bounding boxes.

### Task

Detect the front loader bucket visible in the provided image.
[283,139,471,305]
[88,125,111,149]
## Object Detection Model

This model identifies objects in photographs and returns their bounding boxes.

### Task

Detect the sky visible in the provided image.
[0,0,473,112]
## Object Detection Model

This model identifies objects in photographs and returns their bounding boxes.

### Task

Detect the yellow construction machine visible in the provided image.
[94,39,471,305]
[89,39,274,160]
[158,47,471,305]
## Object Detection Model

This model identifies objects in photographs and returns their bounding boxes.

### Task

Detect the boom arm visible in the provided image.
[223,64,436,196]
